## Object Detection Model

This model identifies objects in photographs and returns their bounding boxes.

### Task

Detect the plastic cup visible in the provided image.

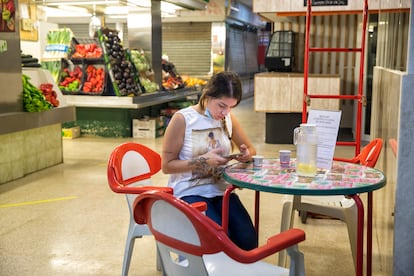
[279,150,291,168]
[252,155,264,169]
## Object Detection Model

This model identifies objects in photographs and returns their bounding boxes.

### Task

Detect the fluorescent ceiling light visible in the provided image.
[39,6,92,17]
[58,5,89,14]
[163,0,206,10]
[105,6,129,14]
[38,0,120,6]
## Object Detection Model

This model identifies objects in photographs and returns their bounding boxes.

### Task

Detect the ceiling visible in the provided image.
[34,0,210,17]
[35,0,255,24]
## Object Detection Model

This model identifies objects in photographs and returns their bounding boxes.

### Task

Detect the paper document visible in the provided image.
[308,109,342,169]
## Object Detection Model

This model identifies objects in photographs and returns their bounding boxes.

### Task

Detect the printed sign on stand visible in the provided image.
[308,109,342,169]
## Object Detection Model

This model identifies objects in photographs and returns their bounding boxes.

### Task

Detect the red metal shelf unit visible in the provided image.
[302,0,369,156]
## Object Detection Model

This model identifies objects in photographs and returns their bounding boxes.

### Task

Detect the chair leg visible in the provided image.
[343,201,358,271]
[122,224,137,276]
[287,244,305,276]
[279,199,295,267]
[156,244,163,271]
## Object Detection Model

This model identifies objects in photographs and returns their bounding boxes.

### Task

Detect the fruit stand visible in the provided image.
[38,27,208,138]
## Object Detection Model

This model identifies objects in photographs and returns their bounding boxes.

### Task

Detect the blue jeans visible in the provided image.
[181,193,258,250]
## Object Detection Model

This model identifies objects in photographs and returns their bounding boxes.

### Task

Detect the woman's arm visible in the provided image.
[162,112,228,174]
[229,113,256,162]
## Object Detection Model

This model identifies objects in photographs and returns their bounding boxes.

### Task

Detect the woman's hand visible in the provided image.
[200,148,228,167]
[235,144,252,163]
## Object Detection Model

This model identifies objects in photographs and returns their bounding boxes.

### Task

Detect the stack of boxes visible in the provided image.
[132,116,166,138]
[132,100,196,139]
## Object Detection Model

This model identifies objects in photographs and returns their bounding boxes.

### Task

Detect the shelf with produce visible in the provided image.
[41,28,74,83]
[58,60,84,94]
[1,68,75,136]
[129,49,159,93]
[63,87,202,109]
[97,28,142,97]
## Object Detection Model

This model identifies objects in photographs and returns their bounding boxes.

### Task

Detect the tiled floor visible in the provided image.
[0,98,393,275]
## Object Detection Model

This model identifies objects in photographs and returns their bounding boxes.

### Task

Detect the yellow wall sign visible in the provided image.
[19,0,38,41]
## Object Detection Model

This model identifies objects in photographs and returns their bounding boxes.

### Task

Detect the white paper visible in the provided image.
[308,109,342,169]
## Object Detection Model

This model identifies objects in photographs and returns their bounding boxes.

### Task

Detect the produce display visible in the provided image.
[183,76,207,88]
[43,28,73,59]
[22,74,52,112]
[41,60,61,82]
[162,59,184,90]
[42,28,74,82]
[83,64,105,93]
[139,77,159,93]
[130,49,149,72]
[59,65,83,92]
[39,83,60,107]
[99,28,141,96]
[45,29,203,98]
[130,49,159,93]
[70,38,103,59]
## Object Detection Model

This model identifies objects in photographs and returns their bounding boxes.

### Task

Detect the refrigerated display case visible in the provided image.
[265,31,295,72]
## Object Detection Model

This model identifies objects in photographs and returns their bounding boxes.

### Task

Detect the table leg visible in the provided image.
[351,194,364,276]
[367,191,373,276]
[222,185,237,235]
[255,191,260,239]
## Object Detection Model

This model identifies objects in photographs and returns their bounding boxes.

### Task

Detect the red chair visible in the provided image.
[134,190,306,276]
[107,142,173,276]
[389,138,398,157]
[280,138,383,270]
[333,138,383,167]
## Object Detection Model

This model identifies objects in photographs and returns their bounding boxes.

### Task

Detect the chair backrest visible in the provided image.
[355,138,383,167]
[107,142,170,194]
[334,138,383,168]
[133,190,305,276]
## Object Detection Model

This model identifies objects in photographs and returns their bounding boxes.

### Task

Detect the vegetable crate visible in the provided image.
[97,27,142,97]
[59,60,108,96]
[43,28,73,60]
[69,37,104,61]
[58,59,84,94]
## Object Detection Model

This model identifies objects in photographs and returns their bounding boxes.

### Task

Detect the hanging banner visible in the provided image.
[304,0,348,6]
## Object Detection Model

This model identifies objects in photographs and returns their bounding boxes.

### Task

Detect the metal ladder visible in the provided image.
[302,0,369,157]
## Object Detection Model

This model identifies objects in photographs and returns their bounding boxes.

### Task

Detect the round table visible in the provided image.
[222,158,386,276]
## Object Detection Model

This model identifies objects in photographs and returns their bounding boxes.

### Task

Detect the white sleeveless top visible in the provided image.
[167,106,233,198]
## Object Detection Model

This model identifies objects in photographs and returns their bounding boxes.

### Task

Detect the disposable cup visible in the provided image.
[279,150,291,168]
[252,155,264,169]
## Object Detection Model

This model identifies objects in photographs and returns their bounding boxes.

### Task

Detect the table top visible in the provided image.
[223,159,386,196]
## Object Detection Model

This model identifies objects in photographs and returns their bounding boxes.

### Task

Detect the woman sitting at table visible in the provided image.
[162,71,257,250]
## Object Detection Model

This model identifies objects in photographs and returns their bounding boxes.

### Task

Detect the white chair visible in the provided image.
[134,190,306,276]
[107,142,173,276]
[279,138,383,270]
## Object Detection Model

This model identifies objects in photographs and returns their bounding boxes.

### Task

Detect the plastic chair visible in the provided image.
[389,138,398,157]
[279,138,383,269]
[107,142,173,276]
[133,190,306,276]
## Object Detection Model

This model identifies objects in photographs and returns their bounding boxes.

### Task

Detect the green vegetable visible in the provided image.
[22,74,52,112]
[41,60,62,82]
[46,28,73,45]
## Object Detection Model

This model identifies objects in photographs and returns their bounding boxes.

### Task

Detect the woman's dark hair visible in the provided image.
[199,71,243,110]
